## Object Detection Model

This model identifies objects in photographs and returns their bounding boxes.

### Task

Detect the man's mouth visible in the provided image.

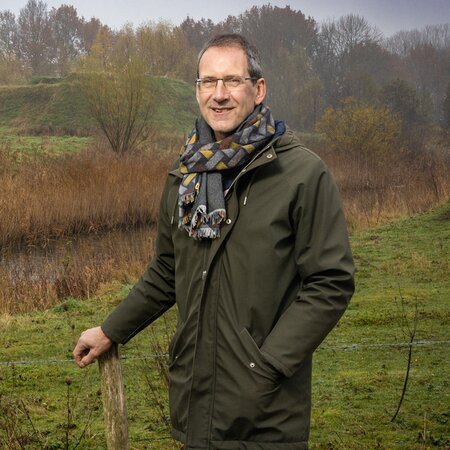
[211,107,233,114]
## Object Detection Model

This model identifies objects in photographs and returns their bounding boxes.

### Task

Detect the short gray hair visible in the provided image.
[197,33,263,80]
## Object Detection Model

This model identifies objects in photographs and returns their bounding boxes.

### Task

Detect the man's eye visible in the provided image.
[202,79,216,87]
[226,77,242,86]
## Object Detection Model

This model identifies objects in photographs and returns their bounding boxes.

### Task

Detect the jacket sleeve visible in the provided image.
[261,158,355,378]
[101,176,176,344]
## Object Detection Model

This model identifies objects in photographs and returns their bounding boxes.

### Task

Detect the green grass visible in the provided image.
[0,75,197,137]
[0,126,92,155]
[0,204,449,448]
[309,203,450,449]
[152,76,199,134]
[0,74,197,160]
[0,79,94,133]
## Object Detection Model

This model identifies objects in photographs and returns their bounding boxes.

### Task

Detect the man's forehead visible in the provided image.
[200,45,246,62]
[198,45,248,72]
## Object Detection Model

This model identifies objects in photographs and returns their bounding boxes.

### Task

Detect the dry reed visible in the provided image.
[317,143,450,229]
[1,137,449,314]
[0,226,156,314]
[0,140,178,313]
[0,142,175,248]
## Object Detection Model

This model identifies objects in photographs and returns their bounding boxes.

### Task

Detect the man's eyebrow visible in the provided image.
[199,74,245,78]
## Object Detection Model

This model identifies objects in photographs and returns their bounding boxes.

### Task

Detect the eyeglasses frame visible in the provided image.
[195,76,258,91]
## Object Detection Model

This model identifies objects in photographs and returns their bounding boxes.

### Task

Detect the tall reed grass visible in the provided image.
[0,142,174,248]
[315,142,450,229]
[0,139,178,313]
[1,136,449,314]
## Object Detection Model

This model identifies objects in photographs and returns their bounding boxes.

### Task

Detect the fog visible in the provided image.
[2,0,450,36]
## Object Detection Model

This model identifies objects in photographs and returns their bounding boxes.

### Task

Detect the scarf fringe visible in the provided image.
[191,205,207,229]
[190,207,225,229]
[191,227,220,239]
[208,209,226,226]
[179,192,196,205]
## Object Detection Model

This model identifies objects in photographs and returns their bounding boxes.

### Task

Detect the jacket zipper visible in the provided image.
[225,136,281,199]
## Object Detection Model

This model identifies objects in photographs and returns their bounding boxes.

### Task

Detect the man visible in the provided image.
[73,33,355,450]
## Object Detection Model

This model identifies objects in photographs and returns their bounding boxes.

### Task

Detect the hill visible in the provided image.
[0,75,198,136]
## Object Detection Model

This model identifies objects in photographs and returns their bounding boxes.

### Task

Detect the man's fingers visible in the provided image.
[75,348,98,368]
[73,326,113,368]
[73,349,88,367]
[72,341,87,360]
[79,351,97,368]
[73,339,92,368]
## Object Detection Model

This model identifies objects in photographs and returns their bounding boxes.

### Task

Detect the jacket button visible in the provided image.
[226,219,232,224]
[249,362,256,368]
[266,154,273,159]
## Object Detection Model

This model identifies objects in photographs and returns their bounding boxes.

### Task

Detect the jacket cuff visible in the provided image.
[100,323,123,345]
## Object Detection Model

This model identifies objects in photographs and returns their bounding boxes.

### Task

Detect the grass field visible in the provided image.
[0,75,197,136]
[0,203,448,449]
[0,126,92,156]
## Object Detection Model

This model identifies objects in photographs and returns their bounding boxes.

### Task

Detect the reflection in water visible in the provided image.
[0,226,156,313]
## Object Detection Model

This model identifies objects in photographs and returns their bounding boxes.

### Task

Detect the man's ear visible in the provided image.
[254,78,266,106]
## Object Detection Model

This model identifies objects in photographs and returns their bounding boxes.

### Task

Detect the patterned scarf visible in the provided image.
[178,104,276,239]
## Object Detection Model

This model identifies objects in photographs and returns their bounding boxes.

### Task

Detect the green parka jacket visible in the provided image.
[102,128,355,450]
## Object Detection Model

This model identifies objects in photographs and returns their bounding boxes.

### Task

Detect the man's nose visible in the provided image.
[212,79,230,101]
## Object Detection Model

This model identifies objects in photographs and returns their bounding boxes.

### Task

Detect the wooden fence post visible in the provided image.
[98,343,129,449]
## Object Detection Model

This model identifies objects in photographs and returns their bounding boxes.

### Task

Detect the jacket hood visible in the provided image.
[273,126,303,154]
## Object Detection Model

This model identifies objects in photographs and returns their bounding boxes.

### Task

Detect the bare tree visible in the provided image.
[385,23,450,56]
[313,15,383,107]
[0,10,17,60]
[333,14,382,56]
[17,0,54,75]
[49,4,82,76]
[79,29,155,154]
[423,23,450,49]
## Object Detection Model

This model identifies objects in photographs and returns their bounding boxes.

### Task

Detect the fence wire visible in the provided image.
[0,339,448,367]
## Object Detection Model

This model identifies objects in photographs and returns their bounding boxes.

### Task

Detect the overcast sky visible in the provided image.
[2,0,450,37]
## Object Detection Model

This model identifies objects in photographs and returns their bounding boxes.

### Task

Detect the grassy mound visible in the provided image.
[0,75,198,136]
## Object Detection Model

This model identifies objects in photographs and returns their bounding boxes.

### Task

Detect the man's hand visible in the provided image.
[73,326,113,368]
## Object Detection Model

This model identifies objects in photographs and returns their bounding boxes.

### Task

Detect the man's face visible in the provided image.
[196,46,266,141]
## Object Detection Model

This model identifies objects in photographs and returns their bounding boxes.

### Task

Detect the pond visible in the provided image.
[0,226,156,314]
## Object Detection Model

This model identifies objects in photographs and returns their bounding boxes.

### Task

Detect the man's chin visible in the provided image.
[209,122,236,141]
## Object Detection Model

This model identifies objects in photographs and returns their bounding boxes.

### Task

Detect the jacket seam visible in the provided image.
[207,255,222,445]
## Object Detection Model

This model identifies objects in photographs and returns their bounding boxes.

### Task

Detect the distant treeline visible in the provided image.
[1,1,449,131]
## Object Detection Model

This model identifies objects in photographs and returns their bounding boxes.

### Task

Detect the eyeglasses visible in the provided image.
[195,75,257,91]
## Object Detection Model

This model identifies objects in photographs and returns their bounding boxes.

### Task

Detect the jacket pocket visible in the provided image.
[168,319,189,368]
[233,327,313,443]
[239,328,280,382]
[211,327,284,441]
[168,319,193,434]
